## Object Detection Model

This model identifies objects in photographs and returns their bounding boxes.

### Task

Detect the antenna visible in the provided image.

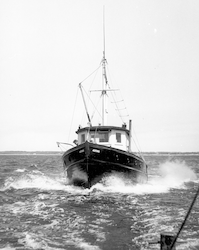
[102,6,108,125]
[103,6,105,60]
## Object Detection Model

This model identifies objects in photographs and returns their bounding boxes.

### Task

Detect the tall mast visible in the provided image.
[102,6,108,125]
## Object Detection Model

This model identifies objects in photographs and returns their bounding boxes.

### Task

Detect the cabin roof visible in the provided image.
[76,125,129,134]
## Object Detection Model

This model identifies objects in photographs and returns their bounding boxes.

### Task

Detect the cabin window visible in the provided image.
[99,132,109,142]
[116,133,121,143]
[81,134,85,143]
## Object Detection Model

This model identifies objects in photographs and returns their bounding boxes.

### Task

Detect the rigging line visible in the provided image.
[131,123,145,160]
[107,65,144,156]
[88,64,101,93]
[170,184,199,250]
[81,85,102,120]
[128,121,143,156]
[111,94,126,123]
[67,86,79,142]
[118,114,129,117]
[106,66,129,123]
[115,107,127,111]
[111,100,124,103]
[106,67,144,157]
[106,80,125,123]
[130,135,141,155]
[128,116,145,158]
[90,95,103,121]
[88,67,101,119]
[105,65,145,159]
[80,64,101,85]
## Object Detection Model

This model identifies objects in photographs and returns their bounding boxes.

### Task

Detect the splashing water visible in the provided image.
[0,154,198,250]
[2,169,91,195]
[3,171,67,191]
[2,160,197,196]
[156,160,197,186]
[90,160,197,194]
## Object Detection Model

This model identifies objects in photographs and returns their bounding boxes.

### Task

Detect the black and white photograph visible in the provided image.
[0,1,199,249]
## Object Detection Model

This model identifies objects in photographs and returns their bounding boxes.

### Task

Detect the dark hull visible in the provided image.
[62,141,148,188]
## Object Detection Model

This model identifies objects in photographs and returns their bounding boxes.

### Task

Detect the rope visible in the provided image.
[90,95,103,121]
[77,65,101,126]
[130,122,146,161]
[170,184,199,249]
[106,65,145,159]
[106,66,127,124]
[88,65,101,93]
[79,64,101,85]
[82,84,102,121]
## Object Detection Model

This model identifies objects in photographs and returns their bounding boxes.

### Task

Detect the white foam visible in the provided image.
[0,245,16,250]
[178,239,199,250]
[4,172,67,191]
[3,160,197,195]
[158,160,197,185]
[18,232,48,249]
[90,160,197,194]
[77,242,101,250]
[18,232,66,250]
[15,168,26,172]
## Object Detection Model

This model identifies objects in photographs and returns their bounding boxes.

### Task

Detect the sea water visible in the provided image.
[0,153,199,250]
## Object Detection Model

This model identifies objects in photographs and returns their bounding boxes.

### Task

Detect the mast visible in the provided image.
[101,6,108,125]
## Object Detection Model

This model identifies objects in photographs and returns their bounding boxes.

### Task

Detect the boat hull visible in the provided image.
[62,141,147,188]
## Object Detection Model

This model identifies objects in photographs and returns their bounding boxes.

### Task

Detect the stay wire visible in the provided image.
[106,66,127,124]
[106,66,145,158]
[80,85,102,125]
[79,64,101,125]
[80,64,101,85]
[90,95,103,122]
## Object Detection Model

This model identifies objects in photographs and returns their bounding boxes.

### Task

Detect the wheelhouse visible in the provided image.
[76,124,130,151]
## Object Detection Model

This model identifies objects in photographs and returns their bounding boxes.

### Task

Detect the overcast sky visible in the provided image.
[0,0,199,152]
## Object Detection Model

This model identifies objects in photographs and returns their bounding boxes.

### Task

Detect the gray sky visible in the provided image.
[1,0,199,152]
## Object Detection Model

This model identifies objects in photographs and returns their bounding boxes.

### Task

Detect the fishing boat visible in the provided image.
[60,20,148,189]
[62,121,148,188]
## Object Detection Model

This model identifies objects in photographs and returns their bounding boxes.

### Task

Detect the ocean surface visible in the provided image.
[0,153,199,250]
